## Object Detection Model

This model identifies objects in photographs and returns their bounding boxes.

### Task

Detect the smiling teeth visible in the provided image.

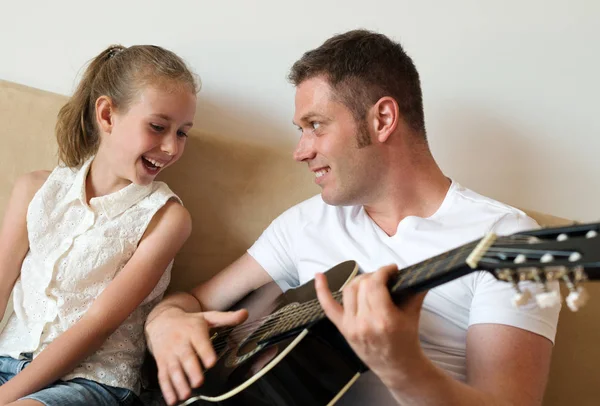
[145,157,165,168]
[315,168,329,178]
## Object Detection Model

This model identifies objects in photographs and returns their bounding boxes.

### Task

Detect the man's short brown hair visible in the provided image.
[289,29,426,139]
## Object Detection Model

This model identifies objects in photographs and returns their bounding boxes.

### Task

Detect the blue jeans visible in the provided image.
[0,356,139,406]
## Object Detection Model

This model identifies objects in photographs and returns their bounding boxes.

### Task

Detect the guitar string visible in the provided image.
[210,244,476,352]
[210,240,479,350]
[213,237,544,348]
[211,236,576,351]
[211,234,550,344]
[210,235,557,351]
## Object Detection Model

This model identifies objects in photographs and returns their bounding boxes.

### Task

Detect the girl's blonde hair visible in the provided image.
[55,44,199,167]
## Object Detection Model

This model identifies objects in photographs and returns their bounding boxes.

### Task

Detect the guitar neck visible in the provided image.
[260,221,600,344]
[261,240,482,342]
[387,239,480,299]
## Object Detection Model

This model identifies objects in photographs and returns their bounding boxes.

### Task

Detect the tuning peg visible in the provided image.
[500,268,533,308]
[535,290,562,308]
[566,286,589,312]
[512,288,533,308]
[514,254,527,264]
[586,230,598,239]
[562,273,590,312]
[529,268,561,308]
[540,253,554,263]
[557,233,569,241]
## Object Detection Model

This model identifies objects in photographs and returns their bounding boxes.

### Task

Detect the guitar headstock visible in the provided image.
[468,222,600,312]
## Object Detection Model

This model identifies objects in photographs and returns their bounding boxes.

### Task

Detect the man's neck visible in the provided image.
[363,160,451,237]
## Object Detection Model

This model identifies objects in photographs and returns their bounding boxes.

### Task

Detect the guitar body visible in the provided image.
[187,261,364,406]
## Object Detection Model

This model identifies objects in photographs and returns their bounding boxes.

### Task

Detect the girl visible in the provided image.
[0,44,198,405]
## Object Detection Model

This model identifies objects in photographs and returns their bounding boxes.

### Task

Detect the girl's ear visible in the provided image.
[95,96,114,134]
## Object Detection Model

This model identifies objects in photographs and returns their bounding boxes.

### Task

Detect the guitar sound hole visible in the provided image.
[232,301,300,362]
[237,301,300,356]
[237,334,262,357]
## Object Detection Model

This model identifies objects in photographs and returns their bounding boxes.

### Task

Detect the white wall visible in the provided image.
[1,0,598,221]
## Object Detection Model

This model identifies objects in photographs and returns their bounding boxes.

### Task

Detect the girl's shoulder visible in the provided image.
[23,169,51,184]
[147,181,182,205]
[6,170,51,212]
[16,170,51,195]
[37,165,80,192]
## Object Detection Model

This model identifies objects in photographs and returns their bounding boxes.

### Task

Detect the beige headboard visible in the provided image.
[1,79,598,405]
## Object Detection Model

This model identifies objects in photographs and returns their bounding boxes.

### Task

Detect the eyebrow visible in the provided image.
[151,113,194,127]
[293,112,323,127]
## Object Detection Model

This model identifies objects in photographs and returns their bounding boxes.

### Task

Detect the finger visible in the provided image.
[373,264,399,283]
[343,279,359,317]
[402,291,428,315]
[180,352,204,388]
[166,361,193,403]
[367,265,399,310]
[356,275,373,316]
[158,366,178,406]
[315,273,344,328]
[191,332,219,370]
[203,309,249,328]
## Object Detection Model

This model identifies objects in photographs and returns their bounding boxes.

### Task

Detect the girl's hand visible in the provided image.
[146,306,248,405]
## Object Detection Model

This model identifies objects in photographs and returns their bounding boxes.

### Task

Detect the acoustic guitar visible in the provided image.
[180,222,599,405]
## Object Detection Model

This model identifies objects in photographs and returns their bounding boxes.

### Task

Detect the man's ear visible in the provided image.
[95,95,115,134]
[371,97,399,143]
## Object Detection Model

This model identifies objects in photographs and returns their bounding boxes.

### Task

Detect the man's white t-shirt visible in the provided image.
[247,181,560,405]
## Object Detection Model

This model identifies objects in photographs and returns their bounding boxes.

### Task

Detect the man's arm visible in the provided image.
[145,253,274,405]
[315,266,553,406]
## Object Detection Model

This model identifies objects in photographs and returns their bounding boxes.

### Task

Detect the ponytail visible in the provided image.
[55,44,197,167]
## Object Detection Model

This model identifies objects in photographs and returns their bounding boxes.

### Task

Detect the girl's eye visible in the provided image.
[177,131,188,138]
[150,123,164,132]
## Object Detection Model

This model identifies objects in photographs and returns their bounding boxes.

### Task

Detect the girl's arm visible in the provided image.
[0,199,191,404]
[0,171,49,319]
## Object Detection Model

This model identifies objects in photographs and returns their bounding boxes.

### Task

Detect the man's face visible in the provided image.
[293,76,382,206]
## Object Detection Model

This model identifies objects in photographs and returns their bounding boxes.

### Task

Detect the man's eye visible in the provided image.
[150,124,164,132]
[311,122,320,130]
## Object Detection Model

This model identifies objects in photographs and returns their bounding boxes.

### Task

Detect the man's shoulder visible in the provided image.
[452,183,522,215]
[448,182,539,234]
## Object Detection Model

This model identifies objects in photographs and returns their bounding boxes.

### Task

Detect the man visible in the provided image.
[145,30,560,405]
